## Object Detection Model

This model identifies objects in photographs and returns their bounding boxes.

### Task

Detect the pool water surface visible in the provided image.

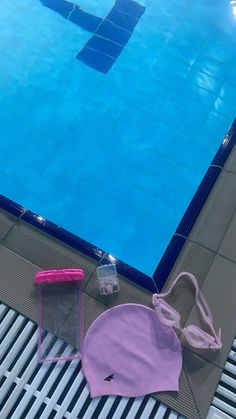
[0,0,236,275]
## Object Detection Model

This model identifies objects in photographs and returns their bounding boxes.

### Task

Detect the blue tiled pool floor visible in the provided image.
[0,0,236,275]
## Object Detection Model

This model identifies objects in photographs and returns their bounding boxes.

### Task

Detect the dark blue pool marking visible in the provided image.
[77,0,145,73]
[40,0,102,31]
[40,0,145,73]
[1,119,235,292]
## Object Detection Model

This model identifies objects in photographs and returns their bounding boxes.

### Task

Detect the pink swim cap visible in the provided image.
[82,303,182,398]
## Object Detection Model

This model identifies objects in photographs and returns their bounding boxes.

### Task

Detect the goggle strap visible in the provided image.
[154,272,221,346]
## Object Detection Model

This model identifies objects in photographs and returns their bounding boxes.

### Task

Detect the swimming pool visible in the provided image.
[0,0,236,279]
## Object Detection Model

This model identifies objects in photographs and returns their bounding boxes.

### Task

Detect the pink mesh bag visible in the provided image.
[34,269,84,363]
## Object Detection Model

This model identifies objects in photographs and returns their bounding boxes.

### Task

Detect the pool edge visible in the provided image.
[0,118,235,292]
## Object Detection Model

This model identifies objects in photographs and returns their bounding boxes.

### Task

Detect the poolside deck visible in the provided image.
[0,144,236,418]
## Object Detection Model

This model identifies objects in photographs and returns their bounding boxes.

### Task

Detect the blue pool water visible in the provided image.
[0,0,236,275]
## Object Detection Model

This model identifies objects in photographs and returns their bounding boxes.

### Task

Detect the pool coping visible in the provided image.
[0,118,235,292]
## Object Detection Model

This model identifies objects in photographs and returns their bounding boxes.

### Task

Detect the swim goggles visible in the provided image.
[152,272,222,350]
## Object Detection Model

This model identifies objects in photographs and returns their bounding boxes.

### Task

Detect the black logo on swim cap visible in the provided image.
[104,374,115,382]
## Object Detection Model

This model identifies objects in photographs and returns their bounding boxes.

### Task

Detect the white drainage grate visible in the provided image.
[0,302,177,419]
[1,302,235,419]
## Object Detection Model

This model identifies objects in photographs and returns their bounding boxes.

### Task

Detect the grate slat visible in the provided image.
[225,361,236,376]
[82,396,102,419]
[152,403,167,418]
[53,369,85,419]
[0,303,8,320]
[42,361,81,417]
[0,310,17,339]
[84,397,101,419]
[1,329,37,397]
[217,383,236,404]
[126,397,145,418]
[212,396,236,418]
[110,397,130,418]
[96,395,117,419]
[69,382,90,417]
[140,397,157,417]
[24,346,75,419]
[0,321,34,376]
[1,333,54,419]
[166,412,179,419]
[0,316,25,359]
[9,337,66,419]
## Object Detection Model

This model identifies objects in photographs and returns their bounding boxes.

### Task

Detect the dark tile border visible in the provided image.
[21,211,157,293]
[153,118,236,288]
[212,119,236,166]
[175,165,222,237]
[0,195,26,217]
[0,119,235,293]
[153,235,187,290]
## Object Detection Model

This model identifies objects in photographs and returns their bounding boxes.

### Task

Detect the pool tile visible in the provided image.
[163,242,215,323]
[107,7,139,32]
[8,128,58,176]
[0,246,39,320]
[0,174,32,210]
[166,95,210,133]
[190,53,232,80]
[224,144,236,174]
[152,347,201,418]
[176,166,222,238]
[121,246,159,277]
[179,81,217,108]
[219,82,236,105]
[103,200,141,240]
[115,0,145,19]
[211,123,236,167]
[213,97,236,120]
[130,215,173,254]
[83,293,110,334]
[199,111,232,142]
[209,110,233,131]
[40,0,145,73]
[69,8,102,32]
[0,208,17,241]
[219,212,236,263]
[40,0,73,19]
[86,230,126,261]
[114,184,156,214]
[2,221,98,283]
[226,62,236,86]
[183,255,236,369]
[189,171,236,251]
[30,112,74,145]
[202,38,235,63]
[70,193,116,228]
[186,69,222,93]
[77,46,116,73]
[172,24,205,49]
[153,235,187,290]
[157,46,192,75]
[0,195,25,218]
[178,348,223,419]
[96,19,131,46]
[127,168,166,195]
[181,130,218,164]
[86,35,123,59]
[163,39,199,65]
